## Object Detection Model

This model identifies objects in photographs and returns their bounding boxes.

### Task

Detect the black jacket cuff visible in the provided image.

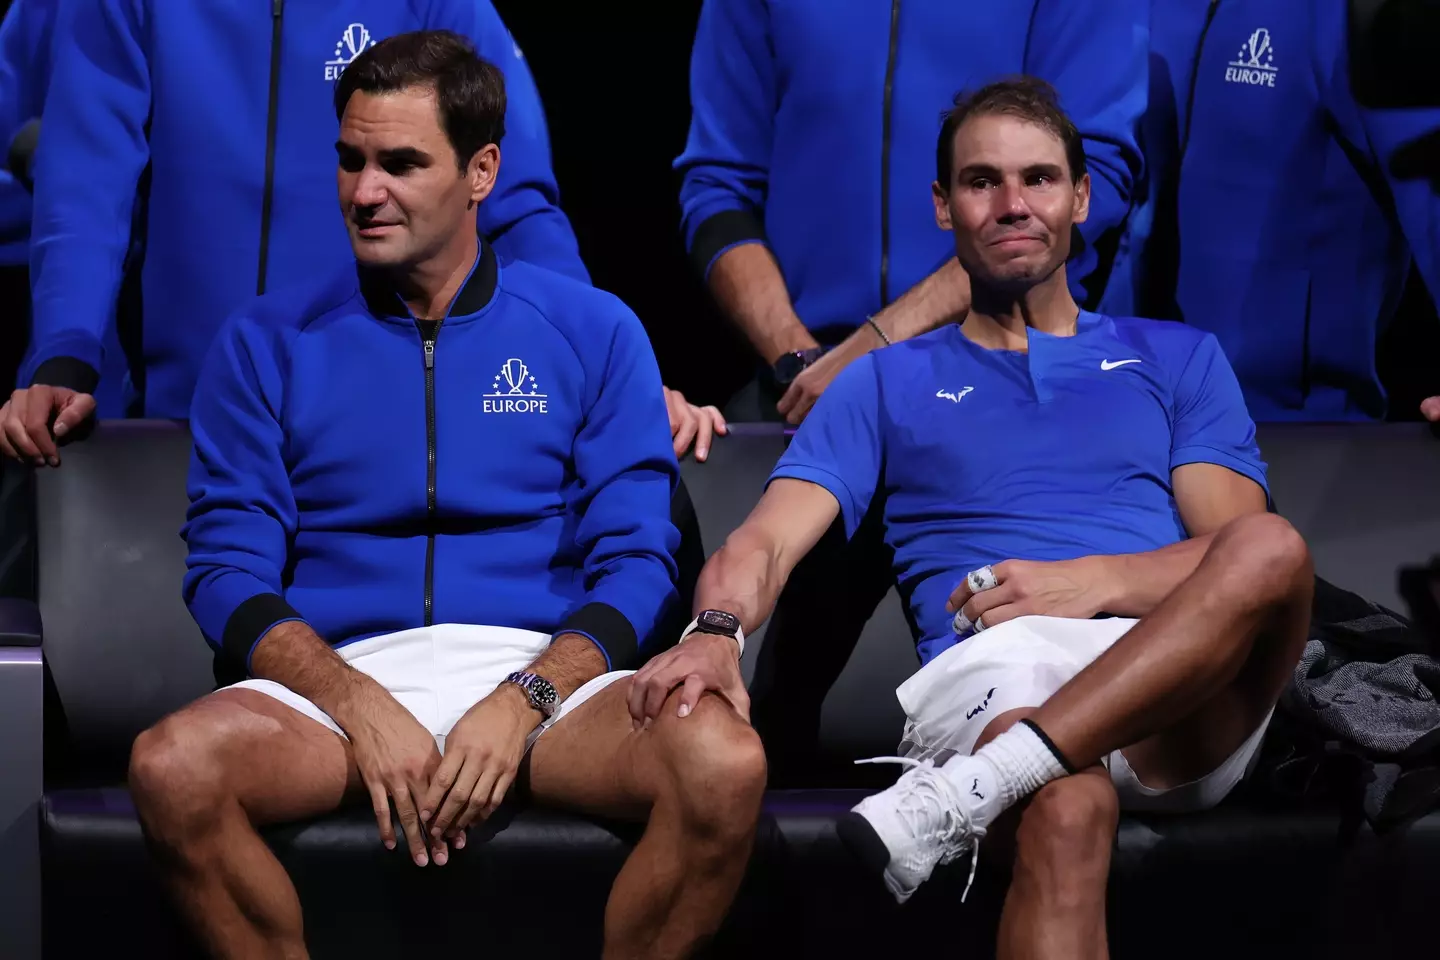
[222,593,305,674]
[31,356,99,395]
[558,602,638,671]
[689,208,767,279]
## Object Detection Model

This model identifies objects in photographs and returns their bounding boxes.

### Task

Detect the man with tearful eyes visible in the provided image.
[637,77,1310,958]
[125,32,765,960]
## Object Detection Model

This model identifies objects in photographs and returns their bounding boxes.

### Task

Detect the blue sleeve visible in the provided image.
[1169,333,1269,497]
[181,313,305,676]
[673,0,775,278]
[1025,0,1147,305]
[768,355,883,538]
[431,0,588,284]
[22,0,148,392]
[0,0,51,254]
[1321,27,1440,307]
[555,301,680,669]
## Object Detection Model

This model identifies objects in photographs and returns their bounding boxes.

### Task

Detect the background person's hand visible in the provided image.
[946,557,1112,632]
[340,687,446,867]
[628,630,748,728]
[776,339,864,424]
[419,684,536,858]
[665,386,728,461]
[0,385,95,466]
[1422,396,1440,422]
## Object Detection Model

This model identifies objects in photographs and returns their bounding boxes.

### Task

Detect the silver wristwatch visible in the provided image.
[504,671,559,719]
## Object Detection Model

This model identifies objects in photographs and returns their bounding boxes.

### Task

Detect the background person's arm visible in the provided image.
[1322,12,1440,421]
[22,0,150,394]
[675,0,817,364]
[438,0,589,284]
[1026,0,1147,305]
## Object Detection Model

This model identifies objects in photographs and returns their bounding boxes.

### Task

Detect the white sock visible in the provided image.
[942,721,1071,824]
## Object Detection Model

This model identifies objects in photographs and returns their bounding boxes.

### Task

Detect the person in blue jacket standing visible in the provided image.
[676,0,1148,425]
[0,0,598,462]
[126,32,764,958]
[1101,0,1440,423]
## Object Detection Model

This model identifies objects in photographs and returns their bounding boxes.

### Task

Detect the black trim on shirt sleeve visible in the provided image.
[558,602,638,671]
[222,593,304,674]
[689,209,767,279]
[31,356,100,395]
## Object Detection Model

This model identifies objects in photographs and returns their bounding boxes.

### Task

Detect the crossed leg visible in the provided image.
[958,513,1314,960]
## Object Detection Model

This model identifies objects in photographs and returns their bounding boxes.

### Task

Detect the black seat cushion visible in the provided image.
[43,786,1440,958]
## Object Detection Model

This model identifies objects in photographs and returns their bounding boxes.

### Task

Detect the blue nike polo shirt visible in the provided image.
[770,311,1269,665]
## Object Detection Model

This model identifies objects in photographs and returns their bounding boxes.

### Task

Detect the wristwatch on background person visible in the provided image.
[679,609,746,656]
[503,671,559,719]
[771,347,828,386]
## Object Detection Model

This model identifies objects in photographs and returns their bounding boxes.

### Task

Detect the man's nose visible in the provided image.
[995,179,1029,222]
[350,166,389,208]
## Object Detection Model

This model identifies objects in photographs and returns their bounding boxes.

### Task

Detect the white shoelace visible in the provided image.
[855,755,984,901]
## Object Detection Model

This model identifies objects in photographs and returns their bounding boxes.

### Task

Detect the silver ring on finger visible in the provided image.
[967,564,998,594]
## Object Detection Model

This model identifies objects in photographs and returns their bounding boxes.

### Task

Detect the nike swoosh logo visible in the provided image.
[1100,359,1142,370]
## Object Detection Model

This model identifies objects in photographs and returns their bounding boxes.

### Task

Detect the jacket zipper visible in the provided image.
[420,320,441,626]
[256,0,285,296]
[1180,0,1221,159]
[878,0,902,307]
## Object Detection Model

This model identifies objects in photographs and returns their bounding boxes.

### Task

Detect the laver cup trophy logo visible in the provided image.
[484,358,548,414]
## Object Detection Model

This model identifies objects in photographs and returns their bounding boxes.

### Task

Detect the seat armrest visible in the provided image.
[0,597,40,646]
[0,623,41,957]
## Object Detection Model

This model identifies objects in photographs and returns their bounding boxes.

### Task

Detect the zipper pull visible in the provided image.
[272,0,283,17]
[423,340,435,370]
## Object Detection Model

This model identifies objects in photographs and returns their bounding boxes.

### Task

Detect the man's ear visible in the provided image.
[932,181,953,230]
[467,143,501,208]
[1072,172,1091,226]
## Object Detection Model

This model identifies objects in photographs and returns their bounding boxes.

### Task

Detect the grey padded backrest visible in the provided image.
[36,421,214,768]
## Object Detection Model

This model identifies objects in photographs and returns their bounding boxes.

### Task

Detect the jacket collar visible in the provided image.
[358,240,498,322]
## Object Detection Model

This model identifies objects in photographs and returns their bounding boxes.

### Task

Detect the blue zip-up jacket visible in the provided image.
[676,0,1147,337]
[25,0,588,418]
[184,242,679,675]
[1101,0,1440,421]
[0,0,57,266]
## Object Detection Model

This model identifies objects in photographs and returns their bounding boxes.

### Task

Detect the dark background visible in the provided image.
[492,1,753,410]
[492,0,1440,419]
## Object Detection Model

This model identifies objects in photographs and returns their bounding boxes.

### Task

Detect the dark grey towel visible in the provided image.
[1283,641,1440,757]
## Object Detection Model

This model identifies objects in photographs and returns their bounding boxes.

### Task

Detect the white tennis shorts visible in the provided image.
[896,615,1272,812]
[223,624,633,754]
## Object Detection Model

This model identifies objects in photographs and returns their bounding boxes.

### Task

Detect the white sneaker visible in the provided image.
[842,756,984,904]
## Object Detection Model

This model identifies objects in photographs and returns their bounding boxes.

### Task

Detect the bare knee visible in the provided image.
[1211,513,1312,598]
[649,691,767,844]
[1014,774,1118,894]
[129,714,233,846]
